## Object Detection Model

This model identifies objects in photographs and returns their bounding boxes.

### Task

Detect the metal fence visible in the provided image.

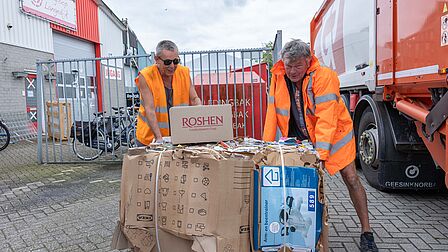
[36,46,274,164]
[0,112,37,143]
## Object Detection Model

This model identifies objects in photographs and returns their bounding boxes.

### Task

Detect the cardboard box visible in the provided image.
[120,148,160,228]
[251,146,328,252]
[157,148,252,251]
[253,166,323,251]
[113,144,327,252]
[169,104,234,144]
[111,222,194,252]
[114,146,253,252]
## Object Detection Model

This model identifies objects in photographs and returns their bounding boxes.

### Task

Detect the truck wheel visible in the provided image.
[355,97,445,191]
[357,107,381,188]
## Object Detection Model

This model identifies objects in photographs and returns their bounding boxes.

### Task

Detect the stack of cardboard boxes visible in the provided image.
[111,95,326,252]
[112,142,328,252]
[113,146,253,251]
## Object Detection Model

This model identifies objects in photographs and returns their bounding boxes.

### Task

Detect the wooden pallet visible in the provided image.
[46,101,72,141]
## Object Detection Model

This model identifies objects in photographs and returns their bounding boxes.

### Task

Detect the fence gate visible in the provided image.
[37,47,273,164]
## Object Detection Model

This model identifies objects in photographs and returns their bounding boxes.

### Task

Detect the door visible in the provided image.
[25,74,38,128]
[53,32,97,122]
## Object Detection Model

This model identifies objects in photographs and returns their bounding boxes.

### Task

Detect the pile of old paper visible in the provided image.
[111,139,328,252]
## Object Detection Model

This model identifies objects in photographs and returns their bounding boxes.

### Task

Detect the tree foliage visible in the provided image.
[262,41,274,70]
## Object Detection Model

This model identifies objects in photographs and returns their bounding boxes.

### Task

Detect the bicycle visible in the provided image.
[110,106,138,149]
[71,106,138,160]
[0,120,10,151]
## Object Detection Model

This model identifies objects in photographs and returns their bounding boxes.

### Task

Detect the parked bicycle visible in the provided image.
[70,106,138,160]
[0,120,10,151]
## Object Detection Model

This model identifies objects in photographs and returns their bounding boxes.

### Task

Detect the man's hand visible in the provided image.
[150,138,165,146]
[189,80,202,105]
[192,97,202,106]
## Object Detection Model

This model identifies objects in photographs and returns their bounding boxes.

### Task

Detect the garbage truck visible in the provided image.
[310,0,448,190]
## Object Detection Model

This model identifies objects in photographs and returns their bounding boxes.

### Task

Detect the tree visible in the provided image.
[262,41,274,71]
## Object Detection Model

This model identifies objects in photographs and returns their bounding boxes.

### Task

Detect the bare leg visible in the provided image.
[339,161,371,233]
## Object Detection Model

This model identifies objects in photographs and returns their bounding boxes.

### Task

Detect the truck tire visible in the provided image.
[356,103,445,191]
[357,107,381,188]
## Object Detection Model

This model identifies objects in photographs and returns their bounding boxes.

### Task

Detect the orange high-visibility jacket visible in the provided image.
[135,65,191,145]
[263,56,356,175]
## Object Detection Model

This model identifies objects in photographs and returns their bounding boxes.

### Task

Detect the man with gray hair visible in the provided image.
[263,39,378,252]
[135,40,201,146]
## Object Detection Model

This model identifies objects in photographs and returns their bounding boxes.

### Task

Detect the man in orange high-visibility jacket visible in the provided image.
[135,40,201,146]
[263,39,378,252]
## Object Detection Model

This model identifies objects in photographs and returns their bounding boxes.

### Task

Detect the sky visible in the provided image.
[104,0,325,53]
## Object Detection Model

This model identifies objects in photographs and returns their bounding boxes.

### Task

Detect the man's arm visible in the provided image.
[313,71,340,161]
[262,74,279,141]
[189,81,202,105]
[138,75,163,142]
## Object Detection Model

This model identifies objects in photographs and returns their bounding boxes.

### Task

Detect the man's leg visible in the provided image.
[339,161,371,233]
[339,162,378,251]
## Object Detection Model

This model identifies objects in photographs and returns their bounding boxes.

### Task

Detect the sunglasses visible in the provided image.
[159,57,180,66]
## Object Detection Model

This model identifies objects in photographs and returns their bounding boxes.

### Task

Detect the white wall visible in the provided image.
[98,8,124,66]
[0,0,53,53]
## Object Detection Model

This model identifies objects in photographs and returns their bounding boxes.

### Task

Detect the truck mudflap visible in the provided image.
[396,94,448,189]
[373,160,446,190]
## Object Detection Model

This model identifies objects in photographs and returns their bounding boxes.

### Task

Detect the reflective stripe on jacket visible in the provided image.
[263,56,356,175]
[135,65,190,145]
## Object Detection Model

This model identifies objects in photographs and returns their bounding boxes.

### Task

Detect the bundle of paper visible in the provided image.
[112,140,327,252]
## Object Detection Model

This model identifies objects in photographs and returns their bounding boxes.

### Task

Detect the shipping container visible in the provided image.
[194,71,267,140]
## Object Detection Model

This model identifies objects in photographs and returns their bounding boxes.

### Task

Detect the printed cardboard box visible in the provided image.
[253,166,323,251]
[111,222,194,252]
[251,146,328,252]
[113,144,327,252]
[120,148,159,228]
[156,148,252,251]
[113,146,253,252]
[169,104,234,144]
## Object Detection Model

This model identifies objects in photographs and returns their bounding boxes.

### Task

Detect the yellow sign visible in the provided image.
[444,3,448,13]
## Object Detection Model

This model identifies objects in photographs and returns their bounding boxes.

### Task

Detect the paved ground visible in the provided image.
[0,140,122,252]
[0,140,447,251]
[327,174,448,252]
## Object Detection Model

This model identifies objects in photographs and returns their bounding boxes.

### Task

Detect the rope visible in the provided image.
[153,148,166,252]
[278,143,287,252]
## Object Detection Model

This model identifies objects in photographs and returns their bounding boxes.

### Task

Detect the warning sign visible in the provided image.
[442,15,448,46]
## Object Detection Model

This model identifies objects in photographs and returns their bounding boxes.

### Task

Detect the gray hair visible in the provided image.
[281,39,311,62]
[155,40,178,56]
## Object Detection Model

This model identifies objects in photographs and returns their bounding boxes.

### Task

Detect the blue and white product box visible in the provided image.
[253,166,323,252]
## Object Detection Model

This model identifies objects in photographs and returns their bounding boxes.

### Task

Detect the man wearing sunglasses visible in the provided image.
[135,40,201,146]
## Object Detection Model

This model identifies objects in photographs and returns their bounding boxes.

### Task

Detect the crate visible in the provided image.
[46,101,72,141]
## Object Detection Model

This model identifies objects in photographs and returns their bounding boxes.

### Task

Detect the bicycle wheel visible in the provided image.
[127,128,136,148]
[72,129,105,161]
[0,122,10,151]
